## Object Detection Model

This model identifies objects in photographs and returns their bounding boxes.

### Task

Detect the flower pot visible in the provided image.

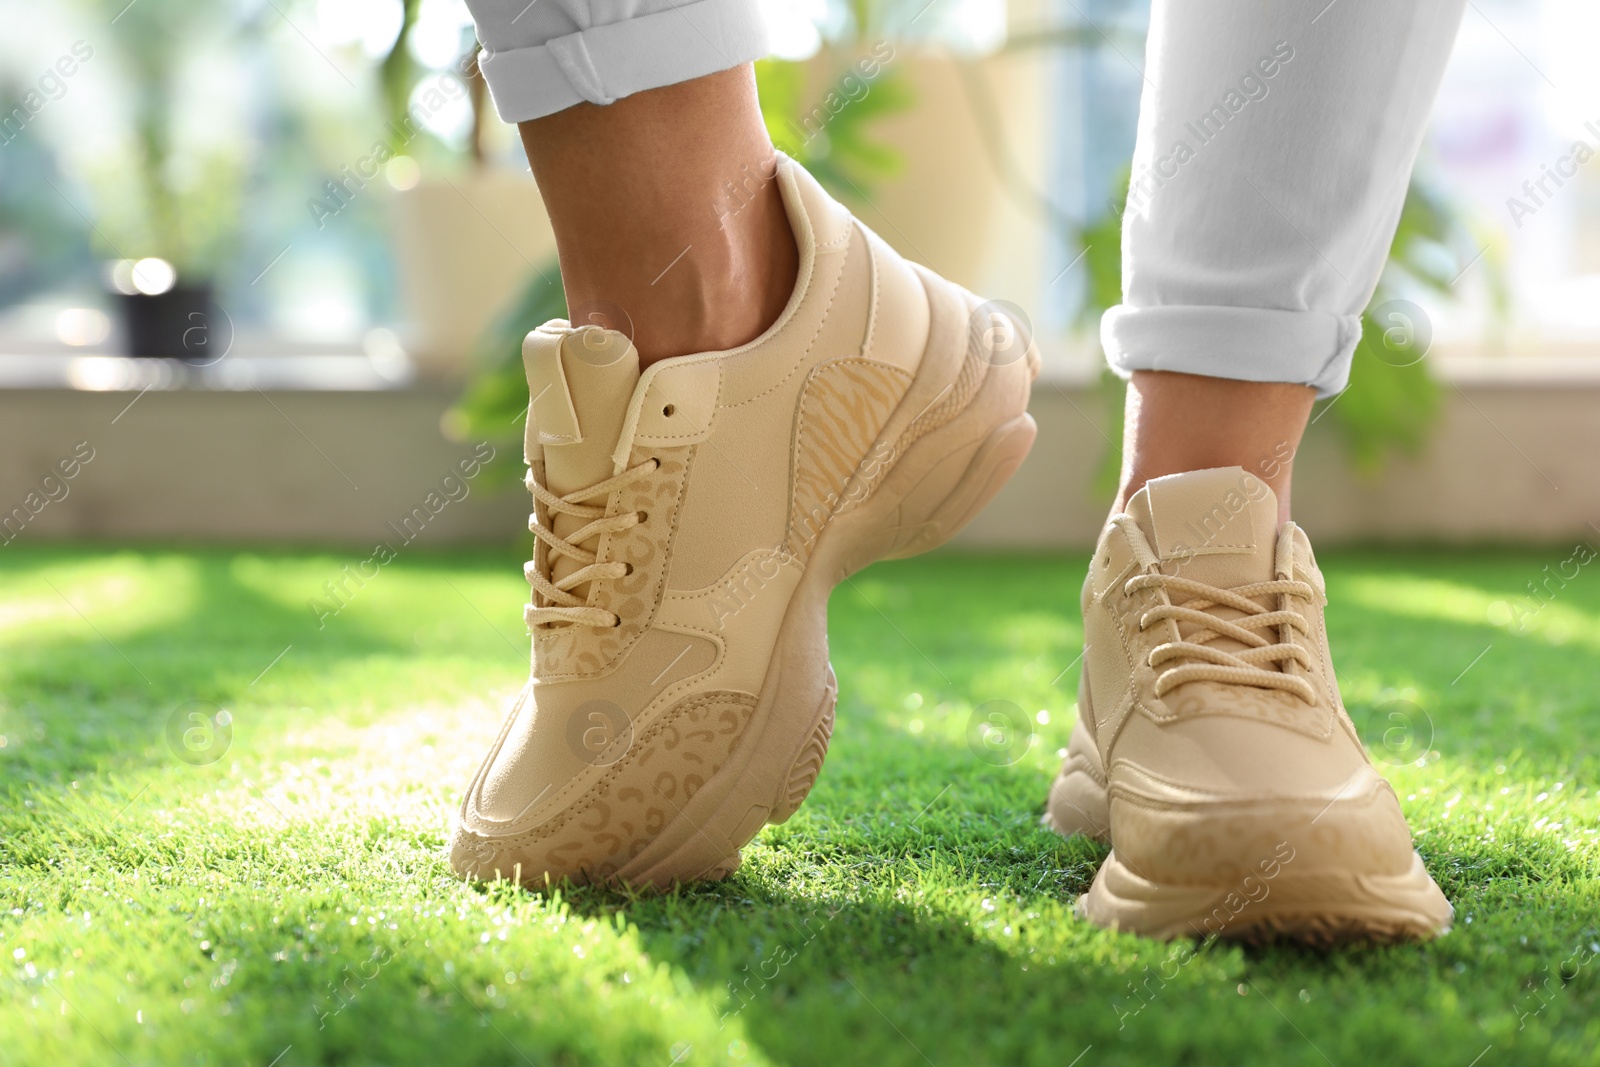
[389,170,558,380]
[790,46,1052,337]
[114,283,232,363]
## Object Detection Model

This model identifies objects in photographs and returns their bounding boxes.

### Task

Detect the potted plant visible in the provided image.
[73,0,244,361]
[377,5,558,379]
[758,0,1045,294]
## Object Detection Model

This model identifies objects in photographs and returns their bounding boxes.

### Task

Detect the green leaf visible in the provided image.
[757,56,914,203]
[1328,316,1442,475]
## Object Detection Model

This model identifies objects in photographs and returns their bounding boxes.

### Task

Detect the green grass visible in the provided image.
[1,544,1597,1066]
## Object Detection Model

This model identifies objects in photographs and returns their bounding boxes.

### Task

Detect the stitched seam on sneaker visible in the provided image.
[637,370,723,443]
[859,221,881,361]
[719,245,848,411]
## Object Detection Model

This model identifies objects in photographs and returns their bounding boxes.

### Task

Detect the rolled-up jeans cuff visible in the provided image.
[1100,305,1362,399]
[477,0,769,122]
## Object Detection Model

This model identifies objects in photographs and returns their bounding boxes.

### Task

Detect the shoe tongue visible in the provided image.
[523,326,642,588]
[1125,467,1282,651]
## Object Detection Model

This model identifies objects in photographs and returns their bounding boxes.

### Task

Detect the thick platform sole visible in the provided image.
[1042,715,1111,843]
[1077,847,1454,946]
[1044,662,1451,945]
[610,319,1040,888]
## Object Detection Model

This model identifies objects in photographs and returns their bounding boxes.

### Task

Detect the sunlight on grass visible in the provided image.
[1341,573,1600,652]
[0,555,194,639]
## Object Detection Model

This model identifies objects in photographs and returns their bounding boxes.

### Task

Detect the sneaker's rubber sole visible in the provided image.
[1076,847,1453,946]
[1041,684,1111,842]
[1044,681,1452,944]
[610,303,1040,889]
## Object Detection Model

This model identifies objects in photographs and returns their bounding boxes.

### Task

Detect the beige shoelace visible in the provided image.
[1112,514,1318,703]
[523,458,659,630]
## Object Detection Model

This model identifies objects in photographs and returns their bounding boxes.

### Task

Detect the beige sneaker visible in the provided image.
[450,157,1039,888]
[1045,467,1452,943]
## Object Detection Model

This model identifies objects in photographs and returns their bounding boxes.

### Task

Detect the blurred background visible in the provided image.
[1,0,1595,550]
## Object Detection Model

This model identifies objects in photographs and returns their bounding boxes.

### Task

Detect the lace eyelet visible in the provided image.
[610,615,622,628]
[622,562,634,576]
[662,404,676,417]
[636,510,648,523]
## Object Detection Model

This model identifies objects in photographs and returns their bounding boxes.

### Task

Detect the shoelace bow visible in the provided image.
[1111,514,1319,703]
[523,457,659,630]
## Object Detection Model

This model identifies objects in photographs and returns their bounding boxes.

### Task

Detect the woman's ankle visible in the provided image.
[1112,371,1315,524]
[518,66,799,365]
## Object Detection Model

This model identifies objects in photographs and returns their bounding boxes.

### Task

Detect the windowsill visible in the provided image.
[1031,334,1600,388]
[6,342,1600,394]
[0,352,416,392]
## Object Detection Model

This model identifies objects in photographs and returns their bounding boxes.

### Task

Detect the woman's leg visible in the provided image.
[464,0,793,364]
[1107,0,1466,519]
[449,2,1041,891]
[1049,0,1471,942]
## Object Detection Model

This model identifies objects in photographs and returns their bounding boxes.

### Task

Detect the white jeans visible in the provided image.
[466,0,1465,397]
[463,0,768,122]
[1107,0,1465,396]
